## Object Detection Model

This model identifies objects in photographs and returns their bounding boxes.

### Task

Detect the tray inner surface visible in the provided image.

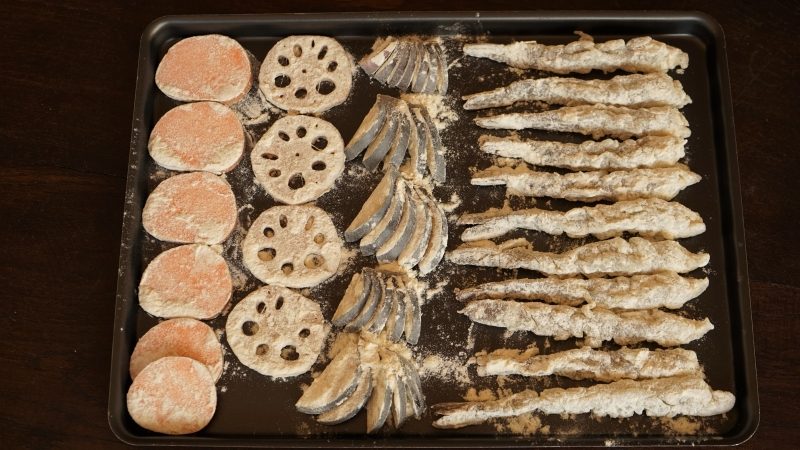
[110,14,755,446]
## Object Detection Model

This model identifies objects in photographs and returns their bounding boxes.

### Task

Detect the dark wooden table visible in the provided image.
[1,1,797,448]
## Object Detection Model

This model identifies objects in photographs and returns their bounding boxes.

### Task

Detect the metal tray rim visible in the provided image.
[109,10,758,447]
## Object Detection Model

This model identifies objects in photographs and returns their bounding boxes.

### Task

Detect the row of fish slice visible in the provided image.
[433,33,736,429]
[345,94,446,183]
[434,344,732,430]
[461,35,698,202]
[295,333,425,432]
[360,36,448,94]
[452,33,704,254]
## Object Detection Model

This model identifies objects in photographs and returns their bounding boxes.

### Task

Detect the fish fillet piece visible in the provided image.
[477,347,701,381]
[462,34,689,74]
[479,135,685,170]
[432,375,734,429]
[361,37,448,94]
[463,73,691,110]
[345,94,393,160]
[475,105,690,140]
[360,37,397,75]
[459,198,705,241]
[454,272,709,310]
[459,299,713,347]
[472,166,701,202]
[345,94,443,180]
[447,236,709,277]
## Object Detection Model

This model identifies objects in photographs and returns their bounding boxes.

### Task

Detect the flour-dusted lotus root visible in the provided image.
[259,36,353,113]
[242,205,342,288]
[252,115,344,205]
[226,285,329,378]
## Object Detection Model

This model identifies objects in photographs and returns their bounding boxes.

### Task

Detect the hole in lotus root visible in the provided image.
[299,328,310,338]
[296,126,306,138]
[311,136,327,150]
[242,321,259,336]
[280,345,299,361]
[256,344,268,356]
[288,173,305,190]
[292,44,302,57]
[317,46,328,60]
[263,227,274,238]
[312,161,326,171]
[304,254,324,269]
[279,215,288,228]
[278,56,289,66]
[314,233,325,245]
[316,80,335,95]
[278,131,290,141]
[327,61,338,72]
[268,169,281,178]
[256,302,266,313]
[275,296,284,310]
[281,263,293,275]
[294,88,307,99]
[305,216,315,230]
[311,40,316,48]
[262,153,278,160]
[258,248,276,261]
[274,75,291,88]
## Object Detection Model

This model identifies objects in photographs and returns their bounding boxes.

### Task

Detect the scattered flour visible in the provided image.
[400,93,459,130]
[439,192,462,213]
[659,416,705,435]
[418,353,471,386]
[424,279,449,301]
[463,387,496,401]
[498,413,549,436]
[335,245,359,276]
[465,322,476,351]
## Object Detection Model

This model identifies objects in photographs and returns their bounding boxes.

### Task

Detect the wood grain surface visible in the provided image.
[0,0,797,448]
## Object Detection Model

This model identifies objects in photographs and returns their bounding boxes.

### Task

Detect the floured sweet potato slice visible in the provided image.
[129,318,223,381]
[226,285,329,378]
[126,356,217,435]
[149,102,245,174]
[156,34,253,104]
[242,205,342,288]
[251,115,344,205]
[259,36,353,113]
[138,244,232,320]
[142,172,237,244]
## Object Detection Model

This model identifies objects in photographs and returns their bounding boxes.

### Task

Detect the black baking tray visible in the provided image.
[109,11,758,447]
